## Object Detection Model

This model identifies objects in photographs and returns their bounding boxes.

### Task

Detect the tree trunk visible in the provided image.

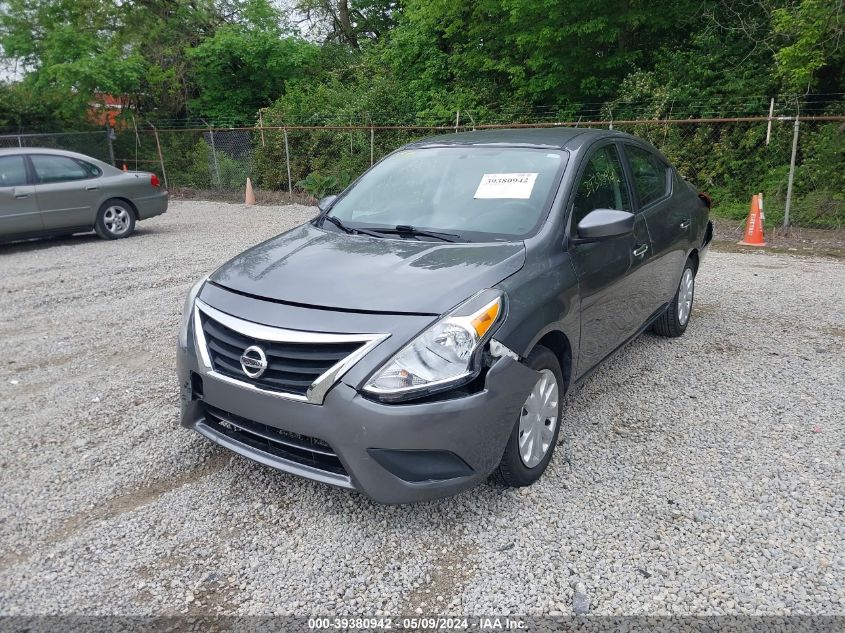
[335,0,359,49]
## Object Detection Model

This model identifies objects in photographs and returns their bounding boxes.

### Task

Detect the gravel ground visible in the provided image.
[0,200,843,616]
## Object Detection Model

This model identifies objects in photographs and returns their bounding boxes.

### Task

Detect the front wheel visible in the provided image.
[95,199,136,240]
[492,345,563,488]
[653,259,695,337]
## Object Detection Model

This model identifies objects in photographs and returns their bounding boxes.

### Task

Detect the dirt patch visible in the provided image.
[0,452,231,571]
[405,542,477,615]
[712,217,845,259]
[821,326,845,340]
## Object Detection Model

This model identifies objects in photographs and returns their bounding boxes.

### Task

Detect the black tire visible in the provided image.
[652,258,695,337]
[492,345,564,488]
[95,199,136,240]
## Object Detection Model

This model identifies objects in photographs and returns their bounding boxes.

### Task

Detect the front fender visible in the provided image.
[494,251,580,361]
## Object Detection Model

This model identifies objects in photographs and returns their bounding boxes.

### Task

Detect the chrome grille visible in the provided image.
[200,313,363,395]
[193,300,386,404]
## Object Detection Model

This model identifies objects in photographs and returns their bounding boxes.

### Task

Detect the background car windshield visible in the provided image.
[328,147,567,239]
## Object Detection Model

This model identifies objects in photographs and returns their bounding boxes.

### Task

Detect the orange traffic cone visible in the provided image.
[122,163,128,171]
[738,193,766,246]
[244,177,256,206]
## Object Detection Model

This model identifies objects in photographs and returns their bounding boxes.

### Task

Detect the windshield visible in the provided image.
[326,146,568,241]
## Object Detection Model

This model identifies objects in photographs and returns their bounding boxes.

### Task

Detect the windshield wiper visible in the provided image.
[368,225,464,243]
[321,215,385,239]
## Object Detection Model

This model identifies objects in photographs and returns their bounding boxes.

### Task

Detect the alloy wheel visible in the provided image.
[103,205,131,236]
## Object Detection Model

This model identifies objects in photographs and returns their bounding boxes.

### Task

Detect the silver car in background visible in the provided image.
[0,147,167,242]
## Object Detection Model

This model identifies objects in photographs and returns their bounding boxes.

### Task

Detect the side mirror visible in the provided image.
[317,194,338,213]
[575,209,635,241]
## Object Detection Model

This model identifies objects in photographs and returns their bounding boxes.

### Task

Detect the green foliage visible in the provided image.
[0,80,87,131]
[180,138,251,189]
[187,26,317,123]
[0,0,305,124]
[773,0,845,93]
[296,172,346,199]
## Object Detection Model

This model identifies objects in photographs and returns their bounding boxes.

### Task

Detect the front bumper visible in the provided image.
[177,340,537,504]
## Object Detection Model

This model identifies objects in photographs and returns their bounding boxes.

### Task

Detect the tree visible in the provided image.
[295,0,401,48]
[382,0,703,112]
[773,0,845,94]
[0,0,305,123]
[187,26,317,123]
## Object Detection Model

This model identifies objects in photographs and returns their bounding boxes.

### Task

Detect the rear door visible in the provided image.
[568,142,654,378]
[30,154,101,230]
[0,154,42,237]
[623,143,689,306]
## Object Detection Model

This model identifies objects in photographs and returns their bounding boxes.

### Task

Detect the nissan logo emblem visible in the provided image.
[240,345,268,379]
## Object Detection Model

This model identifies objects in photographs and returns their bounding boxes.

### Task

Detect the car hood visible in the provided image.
[210,223,526,315]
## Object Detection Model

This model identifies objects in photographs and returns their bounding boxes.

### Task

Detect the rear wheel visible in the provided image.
[653,259,695,337]
[95,199,136,240]
[492,345,563,488]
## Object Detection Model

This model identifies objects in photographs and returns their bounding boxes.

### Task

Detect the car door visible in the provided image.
[0,154,42,237]
[568,142,654,378]
[29,154,100,231]
[623,143,689,306]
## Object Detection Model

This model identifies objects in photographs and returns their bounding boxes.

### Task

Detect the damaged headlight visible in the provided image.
[364,290,505,401]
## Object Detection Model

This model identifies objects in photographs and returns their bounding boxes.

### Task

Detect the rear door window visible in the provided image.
[625,145,670,207]
[0,155,29,187]
[30,154,91,184]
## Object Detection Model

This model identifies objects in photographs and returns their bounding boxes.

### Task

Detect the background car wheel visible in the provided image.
[95,199,136,240]
[492,345,564,488]
[653,258,696,337]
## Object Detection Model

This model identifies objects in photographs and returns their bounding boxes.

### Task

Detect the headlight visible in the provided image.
[178,274,209,348]
[363,290,505,401]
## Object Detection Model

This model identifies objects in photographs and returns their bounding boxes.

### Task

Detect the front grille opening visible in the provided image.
[202,404,347,476]
[200,313,364,396]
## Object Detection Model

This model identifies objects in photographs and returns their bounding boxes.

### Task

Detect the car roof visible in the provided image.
[406,127,631,150]
[0,146,99,160]
[0,146,121,173]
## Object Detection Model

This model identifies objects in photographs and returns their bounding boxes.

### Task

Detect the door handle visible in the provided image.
[14,193,29,199]
[633,244,648,258]
[680,220,691,229]
[85,186,99,191]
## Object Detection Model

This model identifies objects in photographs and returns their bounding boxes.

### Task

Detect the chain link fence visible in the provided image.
[0,130,112,162]
[3,117,843,230]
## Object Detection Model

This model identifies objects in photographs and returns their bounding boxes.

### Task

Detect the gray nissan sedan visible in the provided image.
[178,128,713,503]
[0,148,167,242]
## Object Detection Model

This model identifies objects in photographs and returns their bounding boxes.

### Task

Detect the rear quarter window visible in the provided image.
[79,160,103,177]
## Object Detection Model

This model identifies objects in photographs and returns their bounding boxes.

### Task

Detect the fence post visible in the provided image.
[149,123,169,190]
[258,110,266,148]
[105,125,116,167]
[783,115,800,232]
[206,123,221,188]
[765,98,775,145]
[370,126,374,166]
[16,135,22,147]
[283,126,293,203]
[132,114,140,170]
